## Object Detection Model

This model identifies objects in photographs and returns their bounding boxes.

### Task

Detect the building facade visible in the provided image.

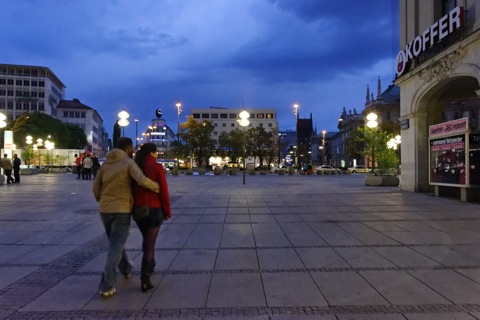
[0,64,65,122]
[395,1,480,198]
[190,107,278,139]
[57,99,106,157]
[144,118,176,162]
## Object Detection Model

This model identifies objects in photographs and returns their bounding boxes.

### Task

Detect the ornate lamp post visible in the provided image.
[238,110,250,185]
[366,112,379,170]
[322,130,327,165]
[118,110,130,137]
[176,100,182,142]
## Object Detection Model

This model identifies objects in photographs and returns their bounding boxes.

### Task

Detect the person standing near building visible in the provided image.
[13,154,21,183]
[133,143,171,292]
[1,154,14,185]
[93,137,159,298]
[75,154,83,180]
[82,154,93,180]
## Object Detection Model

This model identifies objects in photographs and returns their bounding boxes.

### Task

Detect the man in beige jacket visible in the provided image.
[93,137,159,297]
[0,153,14,185]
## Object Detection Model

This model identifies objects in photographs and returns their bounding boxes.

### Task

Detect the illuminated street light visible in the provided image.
[292,103,299,167]
[118,109,130,136]
[238,110,250,185]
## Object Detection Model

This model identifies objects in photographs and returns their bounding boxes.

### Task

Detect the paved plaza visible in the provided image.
[1,173,480,319]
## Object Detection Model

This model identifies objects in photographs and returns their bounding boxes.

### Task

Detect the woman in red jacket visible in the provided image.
[133,143,171,292]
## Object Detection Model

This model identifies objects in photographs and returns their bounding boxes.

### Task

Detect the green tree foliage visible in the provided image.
[217,129,244,163]
[5,112,87,148]
[113,121,121,148]
[21,146,35,167]
[356,126,398,173]
[179,116,215,167]
[245,127,276,168]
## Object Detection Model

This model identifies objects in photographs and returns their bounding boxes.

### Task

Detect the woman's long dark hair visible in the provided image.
[134,143,157,172]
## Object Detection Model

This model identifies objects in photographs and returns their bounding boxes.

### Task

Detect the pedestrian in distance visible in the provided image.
[133,143,172,292]
[0,153,15,185]
[13,154,21,183]
[82,154,93,180]
[75,154,83,180]
[91,153,100,179]
[92,137,160,298]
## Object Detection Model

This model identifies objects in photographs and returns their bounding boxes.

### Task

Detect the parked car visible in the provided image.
[348,165,371,173]
[317,165,334,170]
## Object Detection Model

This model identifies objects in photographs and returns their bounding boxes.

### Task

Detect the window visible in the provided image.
[229,113,236,119]
[23,91,29,97]
[201,113,210,119]
[214,123,218,127]
[213,131,218,136]
[38,92,44,98]
[231,123,235,127]
[257,113,264,119]
[211,113,218,119]
[0,79,5,85]
[39,81,45,87]
[250,114,255,119]
[266,113,274,119]
[7,90,13,96]
[64,111,69,117]
[31,80,37,87]
[81,111,86,118]
[31,103,37,111]
[16,80,22,86]
[15,102,21,110]
[222,123,226,127]
[39,103,44,111]
[268,123,273,127]
[259,123,263,128]
[0,90,5,96]
[442,0,456,15]
[0,101,5,109]
[16,91,22,97]
[75,111,80,118]
[192,113,200,118]
[220,113,228,119]
[31,92,37,97]
[7,79,13,85]
[69,111,74,117]
[7,102,13,109]
[23,103,29,110]
[23,80,30,86]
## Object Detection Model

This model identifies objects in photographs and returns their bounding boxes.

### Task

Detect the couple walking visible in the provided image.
[93,138,171,297]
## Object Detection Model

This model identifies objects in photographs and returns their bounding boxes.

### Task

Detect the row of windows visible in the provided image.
[212,122,273,128]
[0,90,45,98]
[0,101,45,111]
[63,111,86,118]
[0,68,48,77]
[192,113,275,119]
[0,79,45,87]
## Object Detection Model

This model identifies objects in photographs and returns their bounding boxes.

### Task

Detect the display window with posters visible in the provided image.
[429,118,469,187]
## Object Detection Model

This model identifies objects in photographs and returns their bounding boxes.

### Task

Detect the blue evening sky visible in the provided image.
[0,0,399,138]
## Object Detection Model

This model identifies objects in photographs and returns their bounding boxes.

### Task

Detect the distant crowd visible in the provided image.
[75,153,100,180]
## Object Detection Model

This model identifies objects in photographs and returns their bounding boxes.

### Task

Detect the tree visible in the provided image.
[5,112,87,149]
[356,126,397,174]
[113,121,121,148]
[245,127,273,167]
[217,129,244,164]
[179,116,215,167]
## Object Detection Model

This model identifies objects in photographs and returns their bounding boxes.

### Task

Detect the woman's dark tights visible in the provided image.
[137,222,160,260]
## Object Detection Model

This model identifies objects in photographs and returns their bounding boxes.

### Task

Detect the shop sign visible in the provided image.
[429,117,468,138]
[396,6,464,76]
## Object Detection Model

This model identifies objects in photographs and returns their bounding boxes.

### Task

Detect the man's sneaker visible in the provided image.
[123,261,134,279]
[99,287,116,298]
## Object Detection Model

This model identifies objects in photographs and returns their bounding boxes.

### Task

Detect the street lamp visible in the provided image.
[238,110,250,185]
[118,110,130,137]
[134,119,139,149]
[176,100,182,142]
[292,103,299,167]
[322,130,327,165]
[366,112,379,170]
[45,139,55,172]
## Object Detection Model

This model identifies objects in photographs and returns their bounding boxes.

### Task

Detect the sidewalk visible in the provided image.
[1,173,480,319]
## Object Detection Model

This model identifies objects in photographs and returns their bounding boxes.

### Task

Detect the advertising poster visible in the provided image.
[430,134,466,185]
[469,134,480,185]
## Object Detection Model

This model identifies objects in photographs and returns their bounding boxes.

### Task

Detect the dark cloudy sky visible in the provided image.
[0,0,399,138]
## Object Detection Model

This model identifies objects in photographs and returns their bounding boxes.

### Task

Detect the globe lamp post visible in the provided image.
[238,110,250,185]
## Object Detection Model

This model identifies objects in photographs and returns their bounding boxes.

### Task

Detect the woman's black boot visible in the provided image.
[140,259,155,292]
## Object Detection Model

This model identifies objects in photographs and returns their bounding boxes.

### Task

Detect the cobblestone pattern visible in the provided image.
[6,304,480,319]
[0,235,107,319]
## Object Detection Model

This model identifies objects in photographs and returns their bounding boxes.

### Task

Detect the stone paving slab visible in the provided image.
[2,173,480,319]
